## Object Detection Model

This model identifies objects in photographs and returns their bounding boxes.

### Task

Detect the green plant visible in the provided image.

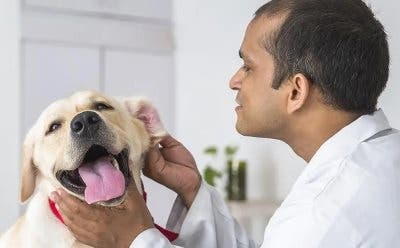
[203,166,222,187]
[225,145,239,160]
[202,146,222,186]
[224,145,247,201]
[204,146,218,155]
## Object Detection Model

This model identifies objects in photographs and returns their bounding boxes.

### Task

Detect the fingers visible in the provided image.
[51,189,100,222]
[120,183,143,209]
[143,147,165,179]
[146,147,164,166]
[63,217,102,248]
[159,134,181,148]
[64,216,95,241]
[50,187,151,248]
[154,134,195,165]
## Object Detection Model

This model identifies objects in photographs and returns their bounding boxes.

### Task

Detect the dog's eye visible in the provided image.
[46,123,61,135]
[95,102,113,111]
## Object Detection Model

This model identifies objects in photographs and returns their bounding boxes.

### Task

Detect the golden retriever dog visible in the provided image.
[0,90,166,247]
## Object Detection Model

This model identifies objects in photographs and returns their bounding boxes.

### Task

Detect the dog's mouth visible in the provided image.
[55,145,131,205]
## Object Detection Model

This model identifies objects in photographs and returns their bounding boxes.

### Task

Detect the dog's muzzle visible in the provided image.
[54,111,132,206]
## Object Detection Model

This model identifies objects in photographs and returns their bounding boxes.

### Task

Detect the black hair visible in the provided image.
[255,0,389,114]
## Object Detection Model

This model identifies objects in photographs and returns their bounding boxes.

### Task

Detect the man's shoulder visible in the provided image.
[347,127,400,173]
[315,128,400,222]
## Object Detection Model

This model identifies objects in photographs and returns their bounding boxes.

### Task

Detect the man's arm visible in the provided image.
[130,181,257,248]
[130,228,180,248]
[138,135,257,247]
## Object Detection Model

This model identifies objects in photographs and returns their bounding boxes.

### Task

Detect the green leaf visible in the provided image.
[203,166,222,186]
[225,145,238,156]
[204,146,218,156]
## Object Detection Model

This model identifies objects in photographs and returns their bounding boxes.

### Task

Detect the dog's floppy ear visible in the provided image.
[20,129,37,203]
[122,97,167,146]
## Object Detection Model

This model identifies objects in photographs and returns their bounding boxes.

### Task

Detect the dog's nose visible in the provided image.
[70,111,102,137]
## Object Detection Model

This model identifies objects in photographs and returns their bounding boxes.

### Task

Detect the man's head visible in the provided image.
[230,0,389,139]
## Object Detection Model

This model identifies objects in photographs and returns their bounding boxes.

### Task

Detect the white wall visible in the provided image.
[0,0,21,232]
[370,0,400,129]
[173,0,400,202]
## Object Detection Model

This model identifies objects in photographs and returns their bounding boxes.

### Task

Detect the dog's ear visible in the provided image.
[20,130,37,203]
[122,97,167,146]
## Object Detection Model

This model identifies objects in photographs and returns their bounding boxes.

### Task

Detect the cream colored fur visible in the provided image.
[0,91,166,248]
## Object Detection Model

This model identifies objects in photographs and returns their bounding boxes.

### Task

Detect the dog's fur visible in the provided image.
[0,91,166,247]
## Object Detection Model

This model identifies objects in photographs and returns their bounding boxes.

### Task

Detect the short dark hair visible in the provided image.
[255,0,389,114]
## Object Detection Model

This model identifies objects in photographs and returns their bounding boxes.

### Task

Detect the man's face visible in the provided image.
[230,15,288,139]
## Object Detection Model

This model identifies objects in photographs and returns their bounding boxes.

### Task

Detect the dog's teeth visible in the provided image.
[111,157,119,169]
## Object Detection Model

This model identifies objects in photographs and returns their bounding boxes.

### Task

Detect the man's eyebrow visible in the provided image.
[238,50,254,64]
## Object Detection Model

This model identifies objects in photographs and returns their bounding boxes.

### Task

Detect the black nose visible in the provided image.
[70,111,102,138]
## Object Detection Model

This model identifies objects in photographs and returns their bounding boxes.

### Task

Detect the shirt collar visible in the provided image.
[295,109,391,185]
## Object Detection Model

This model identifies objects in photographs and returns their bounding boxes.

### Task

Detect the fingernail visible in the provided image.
[57,189,63,196]
[51,192,60,202]
[49,192,55,201]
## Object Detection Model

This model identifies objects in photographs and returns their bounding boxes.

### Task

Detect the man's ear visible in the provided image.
[122,97,167,146]
[286,73,311,114]
[20,129,37,203]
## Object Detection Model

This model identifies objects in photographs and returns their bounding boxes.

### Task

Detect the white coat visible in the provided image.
[130,110,400,248]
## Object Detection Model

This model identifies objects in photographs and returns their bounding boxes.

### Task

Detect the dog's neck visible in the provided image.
[25,191,76,247]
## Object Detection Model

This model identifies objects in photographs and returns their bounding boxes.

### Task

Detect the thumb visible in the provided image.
[159,134,181,148]
[120,182,143,209]
[143,147,165,179]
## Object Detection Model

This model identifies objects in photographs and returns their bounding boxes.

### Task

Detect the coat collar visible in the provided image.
[295,109,392,186]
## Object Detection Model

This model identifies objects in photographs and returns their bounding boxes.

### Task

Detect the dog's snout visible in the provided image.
[71,111,102,137]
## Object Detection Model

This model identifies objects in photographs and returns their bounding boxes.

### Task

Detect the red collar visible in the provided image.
[48,198,64,224]
[48,183,178,242]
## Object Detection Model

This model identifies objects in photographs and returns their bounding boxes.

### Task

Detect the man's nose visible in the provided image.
[70,111,102,138]
[229,69,242,90]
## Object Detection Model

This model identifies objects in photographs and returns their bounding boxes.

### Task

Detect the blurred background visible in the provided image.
[1,0,399,244]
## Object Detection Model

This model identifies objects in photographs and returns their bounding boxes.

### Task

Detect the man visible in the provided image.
[51,0,400,247]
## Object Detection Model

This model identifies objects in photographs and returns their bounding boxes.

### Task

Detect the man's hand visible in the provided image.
[144,135,202,208]
[51,183,154,248]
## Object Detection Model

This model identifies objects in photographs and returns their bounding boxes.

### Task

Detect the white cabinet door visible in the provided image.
[23,42,100,133]
[104,50,176,226]
[24,0,172,21]
[22,10,173,52]
[104,50,174,132]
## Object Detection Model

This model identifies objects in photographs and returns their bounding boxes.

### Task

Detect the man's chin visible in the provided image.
[235,123,272,138]
[235,123,251,136]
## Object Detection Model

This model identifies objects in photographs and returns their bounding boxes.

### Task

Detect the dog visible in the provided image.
[0,90,167,247]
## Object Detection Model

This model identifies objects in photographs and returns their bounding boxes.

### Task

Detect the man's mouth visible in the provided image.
[235,96,243,109]
[55,145,131,204]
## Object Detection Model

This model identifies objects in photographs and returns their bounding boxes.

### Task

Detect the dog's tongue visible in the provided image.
[78,156,125,204]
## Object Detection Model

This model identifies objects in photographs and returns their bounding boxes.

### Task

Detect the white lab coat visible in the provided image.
[130,109,400,248]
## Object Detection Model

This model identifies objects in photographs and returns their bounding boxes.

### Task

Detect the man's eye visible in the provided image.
[242,64,250,72]
[46,123,61,135]
[95,102,114,111]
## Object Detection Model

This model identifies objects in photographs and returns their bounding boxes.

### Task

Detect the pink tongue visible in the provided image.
[78,156,125,204]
